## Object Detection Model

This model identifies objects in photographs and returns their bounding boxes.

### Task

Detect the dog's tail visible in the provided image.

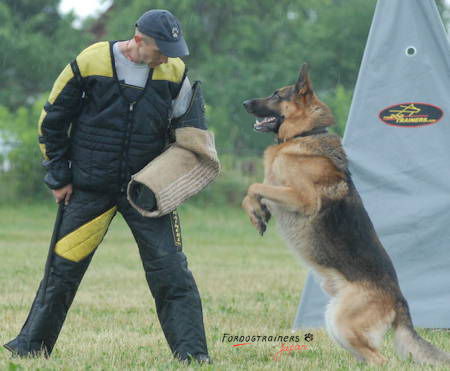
[393,298,450,365]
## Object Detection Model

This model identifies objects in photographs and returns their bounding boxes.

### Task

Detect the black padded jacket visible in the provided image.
[38,41,185,193]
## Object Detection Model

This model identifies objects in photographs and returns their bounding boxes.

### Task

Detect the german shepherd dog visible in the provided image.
[242,64,450,365]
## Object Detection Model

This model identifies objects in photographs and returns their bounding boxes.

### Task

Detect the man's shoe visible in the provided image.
[4,339,21,357]
[4,339,48,358]
[194,354,212,364]
[176,353,212,364]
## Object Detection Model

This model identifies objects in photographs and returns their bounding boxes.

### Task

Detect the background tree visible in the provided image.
[0,0,91,109]
[0,0,91,201]
[0,96,47,200]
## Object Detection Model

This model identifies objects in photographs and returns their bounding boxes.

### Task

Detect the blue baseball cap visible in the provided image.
[135,9,189,57]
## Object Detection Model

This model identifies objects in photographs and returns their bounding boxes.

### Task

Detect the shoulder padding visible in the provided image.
[76,41,113,78]
[153,58,185,84]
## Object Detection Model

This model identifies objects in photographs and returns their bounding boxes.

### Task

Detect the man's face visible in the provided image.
[135,35,169,68]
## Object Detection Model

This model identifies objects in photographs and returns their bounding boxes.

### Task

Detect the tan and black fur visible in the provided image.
[242,64,450,365]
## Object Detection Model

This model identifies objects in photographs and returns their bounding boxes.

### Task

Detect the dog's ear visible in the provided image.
[295,63,313,96]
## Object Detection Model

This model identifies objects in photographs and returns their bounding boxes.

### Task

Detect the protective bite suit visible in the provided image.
[4,41,216,361]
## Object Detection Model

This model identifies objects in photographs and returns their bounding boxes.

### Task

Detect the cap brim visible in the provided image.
[154,37,189,58]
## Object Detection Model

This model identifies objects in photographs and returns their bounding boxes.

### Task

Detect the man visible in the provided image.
[4,9,213,363]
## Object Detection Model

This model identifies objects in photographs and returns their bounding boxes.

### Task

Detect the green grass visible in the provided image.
[0,203,449,370]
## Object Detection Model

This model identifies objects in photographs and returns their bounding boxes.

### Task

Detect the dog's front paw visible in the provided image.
[252,212,267,236]
[260,202,271,223]
[242,195,268,236]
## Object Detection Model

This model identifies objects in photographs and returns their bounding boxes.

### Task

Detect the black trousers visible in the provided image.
[4,189,208,359]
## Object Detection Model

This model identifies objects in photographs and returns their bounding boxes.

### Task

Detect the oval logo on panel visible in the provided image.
[379,103,443,127]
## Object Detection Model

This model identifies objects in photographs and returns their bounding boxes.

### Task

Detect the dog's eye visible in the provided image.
[271,92,281,100]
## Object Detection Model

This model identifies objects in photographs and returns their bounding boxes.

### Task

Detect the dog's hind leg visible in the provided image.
[325,286,395,365]
[325,298,361,357]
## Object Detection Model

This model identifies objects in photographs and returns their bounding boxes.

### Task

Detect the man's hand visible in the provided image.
[52,184,73,205]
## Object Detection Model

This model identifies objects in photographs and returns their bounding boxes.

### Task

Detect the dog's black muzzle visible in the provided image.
[243,99,283,133]
[242,99,253,111]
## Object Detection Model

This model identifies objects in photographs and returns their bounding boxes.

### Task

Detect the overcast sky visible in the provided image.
[59,0,112,18]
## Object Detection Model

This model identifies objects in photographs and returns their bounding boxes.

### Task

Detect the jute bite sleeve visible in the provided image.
[127,127,220,217]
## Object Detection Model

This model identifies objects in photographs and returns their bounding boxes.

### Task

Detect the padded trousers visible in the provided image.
[4,189,208,359]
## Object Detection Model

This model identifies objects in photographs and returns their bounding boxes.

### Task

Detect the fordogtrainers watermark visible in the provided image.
[222,333,314,361]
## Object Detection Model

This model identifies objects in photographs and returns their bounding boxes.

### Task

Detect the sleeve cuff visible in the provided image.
[43,161,72,190]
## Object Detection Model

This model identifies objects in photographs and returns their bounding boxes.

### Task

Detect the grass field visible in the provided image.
[0,203,449,370]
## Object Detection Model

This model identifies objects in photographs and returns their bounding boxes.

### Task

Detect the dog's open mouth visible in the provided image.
[254,116,283,133]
